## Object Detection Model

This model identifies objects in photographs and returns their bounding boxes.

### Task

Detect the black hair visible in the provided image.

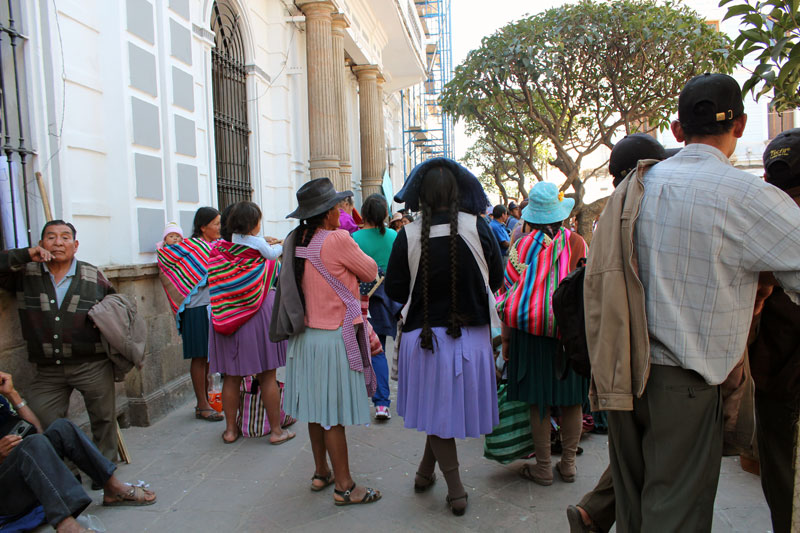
[403,213,414,223]
[492,204,507,219]
[680,102,736,139]
[418,165,462,351]
[41,220,76,240]
[219,204,236,242]
[225,201,262,236]
[293,209,331,311]
[523,221,563,239]
[191,206,220,238]
[361,194,389,235]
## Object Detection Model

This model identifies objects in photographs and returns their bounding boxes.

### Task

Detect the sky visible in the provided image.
[450,0,570,159]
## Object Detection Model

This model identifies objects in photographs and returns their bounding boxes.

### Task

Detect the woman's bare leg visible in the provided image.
[257,369,294,443]
[190,358,212,411]
[221,375,241,442]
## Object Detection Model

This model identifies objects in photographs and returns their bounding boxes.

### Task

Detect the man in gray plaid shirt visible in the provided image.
[607,73,800,532]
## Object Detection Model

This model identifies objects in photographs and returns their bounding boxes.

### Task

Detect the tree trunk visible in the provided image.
[575,196,609,246]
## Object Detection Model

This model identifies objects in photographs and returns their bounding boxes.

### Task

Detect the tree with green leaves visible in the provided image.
[442,0,735,240]
[721,0,800,112]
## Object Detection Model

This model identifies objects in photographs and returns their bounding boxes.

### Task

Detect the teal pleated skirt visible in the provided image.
[506,330,589,420]
[283,327,371,428]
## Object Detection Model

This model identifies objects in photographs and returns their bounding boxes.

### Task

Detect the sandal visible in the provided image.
[519,463,553,486]
[281,414,297,429]
[333,483,382,506]
[102,485,157,507]
[414,471,436,493]
[310,471,335,492]
[195,408,223,422]
[446,493,468,516]
[269,430,296,445]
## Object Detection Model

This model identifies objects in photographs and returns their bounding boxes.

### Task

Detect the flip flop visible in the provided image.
[102,485,157,507]
[269,430,296,445]
[195,408,223,422]
[281,414,297,429]
[310,471,335,491]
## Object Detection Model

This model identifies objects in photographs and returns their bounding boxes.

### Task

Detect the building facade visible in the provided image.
[0,0,428,426]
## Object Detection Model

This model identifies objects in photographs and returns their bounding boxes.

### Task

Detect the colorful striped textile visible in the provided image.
[497,229,576,337]
[208,241,279,336]
[157,237,215,316]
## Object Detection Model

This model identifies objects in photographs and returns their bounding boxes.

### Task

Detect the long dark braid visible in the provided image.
[419,204,434,351]
[293,211,327,311]
[446,198,462,339]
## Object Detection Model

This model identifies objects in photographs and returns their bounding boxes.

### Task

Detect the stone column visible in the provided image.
[376,74,387,179]
[298,1,340,183]
[331,13,351,192]
[353,65,385,198]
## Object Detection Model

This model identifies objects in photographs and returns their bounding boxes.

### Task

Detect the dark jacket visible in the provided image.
[269,229,305,342]
[0,248,115,365]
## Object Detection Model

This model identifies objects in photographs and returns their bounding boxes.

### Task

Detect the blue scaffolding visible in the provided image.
[401,0,454,176]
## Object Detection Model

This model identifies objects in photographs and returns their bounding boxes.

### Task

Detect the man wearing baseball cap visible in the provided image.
[748,128,800,533]
[589,73,800,532]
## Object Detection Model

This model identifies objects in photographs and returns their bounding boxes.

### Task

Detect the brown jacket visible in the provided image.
[584,161,654,411]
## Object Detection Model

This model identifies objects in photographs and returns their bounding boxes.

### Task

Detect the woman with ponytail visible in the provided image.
[385,158,504,516]
[270,178,382,507]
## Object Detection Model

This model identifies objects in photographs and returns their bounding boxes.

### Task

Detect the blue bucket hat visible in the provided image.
[521,182,575,224]
[394,157,489,215]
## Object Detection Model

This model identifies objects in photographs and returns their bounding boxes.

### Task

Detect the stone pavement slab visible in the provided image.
[63,387,771,532]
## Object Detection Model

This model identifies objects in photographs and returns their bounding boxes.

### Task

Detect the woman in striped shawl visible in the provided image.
[498,181,588,487]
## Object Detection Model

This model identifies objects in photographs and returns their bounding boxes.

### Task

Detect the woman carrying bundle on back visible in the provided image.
[385,158,504,516]
[208,201,295,445]
[498,181,588,486]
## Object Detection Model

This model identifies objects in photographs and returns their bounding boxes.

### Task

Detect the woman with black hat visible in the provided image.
[385,158,504,516]
[270,178,381,506]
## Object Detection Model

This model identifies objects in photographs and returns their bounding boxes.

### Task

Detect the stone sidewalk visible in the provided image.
[65,394,772,532]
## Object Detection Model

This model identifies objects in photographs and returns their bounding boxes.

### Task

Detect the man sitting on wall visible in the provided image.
[0,220,118,460]
[0,371,155,533]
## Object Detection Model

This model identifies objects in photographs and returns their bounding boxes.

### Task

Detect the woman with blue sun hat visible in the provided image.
[497,180,588,487]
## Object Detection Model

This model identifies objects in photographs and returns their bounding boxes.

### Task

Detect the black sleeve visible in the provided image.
[384,228,410,304]
[477,216,504,292]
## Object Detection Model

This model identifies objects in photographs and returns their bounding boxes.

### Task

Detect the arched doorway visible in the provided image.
[210,1,251,210]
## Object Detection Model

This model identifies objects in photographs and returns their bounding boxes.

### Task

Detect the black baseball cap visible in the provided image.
[678,73,744,127]
[764,128,800,191]
[609,133,668,187]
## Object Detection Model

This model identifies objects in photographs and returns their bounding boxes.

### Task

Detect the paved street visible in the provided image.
[64,383,772,533]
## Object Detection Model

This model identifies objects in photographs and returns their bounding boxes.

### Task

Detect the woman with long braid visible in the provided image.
[385,158,504,516]
[271,178,382,506]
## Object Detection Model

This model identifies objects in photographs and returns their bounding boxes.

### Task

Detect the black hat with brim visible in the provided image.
[286,177,353,220]
[394,157,488,215]
[764,127,800,190]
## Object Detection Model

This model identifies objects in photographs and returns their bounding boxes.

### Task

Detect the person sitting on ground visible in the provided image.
[0,221,119,460]
[489,204,510,255]
[0,371,155,533]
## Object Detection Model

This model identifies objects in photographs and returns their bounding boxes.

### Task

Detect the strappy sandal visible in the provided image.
[269,430,296,445]
[195,408,223,422]
[310,471,335,492]
[333,483,382,506]
[102,485,157,507]
[446,493,468,516]
[414,471,436,493]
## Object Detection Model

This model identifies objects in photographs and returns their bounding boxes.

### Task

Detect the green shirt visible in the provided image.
[352,227,397,271]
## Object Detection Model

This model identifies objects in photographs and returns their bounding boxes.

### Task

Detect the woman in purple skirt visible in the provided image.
[385,158,504,516]
[208,201,295,445]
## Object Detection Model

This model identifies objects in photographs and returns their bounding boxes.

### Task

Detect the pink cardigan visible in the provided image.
[302,230,377,329]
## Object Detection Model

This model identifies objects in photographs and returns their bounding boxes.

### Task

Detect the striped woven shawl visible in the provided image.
[157,237,214,316]
[498,228,574,337]
[208,241,279,336]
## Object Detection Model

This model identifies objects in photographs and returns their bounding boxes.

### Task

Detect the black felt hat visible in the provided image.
[286,178,352,220]
[764,128,800,191]
[678,73,744,127]
[394,157,488,215]
[609,133,668,187]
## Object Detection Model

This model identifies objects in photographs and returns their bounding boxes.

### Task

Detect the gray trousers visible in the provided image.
[578,466,615,533]
[607,364,723,533]
[27,360,117,461]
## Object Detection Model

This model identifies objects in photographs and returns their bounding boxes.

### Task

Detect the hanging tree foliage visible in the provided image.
[441,0,735,240]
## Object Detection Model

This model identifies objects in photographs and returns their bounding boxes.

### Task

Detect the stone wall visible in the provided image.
[0,262,192,428]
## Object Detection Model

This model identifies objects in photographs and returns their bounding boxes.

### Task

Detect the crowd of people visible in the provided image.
[1,72,799,532]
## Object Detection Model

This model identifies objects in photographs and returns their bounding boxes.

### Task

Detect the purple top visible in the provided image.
[339,210,358,234]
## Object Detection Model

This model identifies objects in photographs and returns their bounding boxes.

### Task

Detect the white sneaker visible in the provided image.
[375,406,391,420]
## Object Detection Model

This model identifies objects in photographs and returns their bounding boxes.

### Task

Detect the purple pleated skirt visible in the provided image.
[209,289,287,376]
[397,325,499,439]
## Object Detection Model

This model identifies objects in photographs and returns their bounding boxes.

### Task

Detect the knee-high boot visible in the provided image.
[557,404,583,482]
[527,405,554,485]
